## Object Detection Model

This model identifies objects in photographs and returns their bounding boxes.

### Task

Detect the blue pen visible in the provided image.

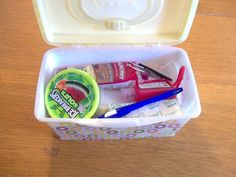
[98,88,183,118]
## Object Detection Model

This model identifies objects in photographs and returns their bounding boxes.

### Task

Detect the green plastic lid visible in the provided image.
[45,68,100,119]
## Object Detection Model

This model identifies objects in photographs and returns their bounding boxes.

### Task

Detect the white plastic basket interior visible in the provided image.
[34,46,201,128]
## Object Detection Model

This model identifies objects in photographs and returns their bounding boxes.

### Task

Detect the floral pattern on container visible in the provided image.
[47,119,188,140]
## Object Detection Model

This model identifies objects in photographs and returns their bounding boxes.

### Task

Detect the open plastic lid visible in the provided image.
[33,0,199,46]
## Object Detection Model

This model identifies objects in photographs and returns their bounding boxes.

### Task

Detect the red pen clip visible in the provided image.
[173,66,185,88]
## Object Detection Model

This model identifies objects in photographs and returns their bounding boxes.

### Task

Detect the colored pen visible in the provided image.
[98,87,183,118]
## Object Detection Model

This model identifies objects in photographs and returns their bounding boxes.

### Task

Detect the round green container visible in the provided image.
[45,68,100,119]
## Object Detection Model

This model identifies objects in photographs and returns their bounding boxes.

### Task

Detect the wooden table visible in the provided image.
[0,1,235,177]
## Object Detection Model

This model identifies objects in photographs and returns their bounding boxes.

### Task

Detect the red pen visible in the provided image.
[121,66,185,102]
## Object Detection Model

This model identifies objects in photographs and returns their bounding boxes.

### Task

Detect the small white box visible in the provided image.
[33,0,201,140]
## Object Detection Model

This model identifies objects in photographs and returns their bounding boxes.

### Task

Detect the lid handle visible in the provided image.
[105,19,126,31]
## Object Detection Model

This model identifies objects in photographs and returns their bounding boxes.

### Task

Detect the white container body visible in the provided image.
[34,46,201,140]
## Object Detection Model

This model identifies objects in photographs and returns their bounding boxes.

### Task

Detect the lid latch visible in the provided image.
[105,19,127,31]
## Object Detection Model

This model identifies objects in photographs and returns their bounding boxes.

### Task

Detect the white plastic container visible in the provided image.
[33,0,201,140]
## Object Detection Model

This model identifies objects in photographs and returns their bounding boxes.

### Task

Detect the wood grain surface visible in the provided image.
[0,1,236,177]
